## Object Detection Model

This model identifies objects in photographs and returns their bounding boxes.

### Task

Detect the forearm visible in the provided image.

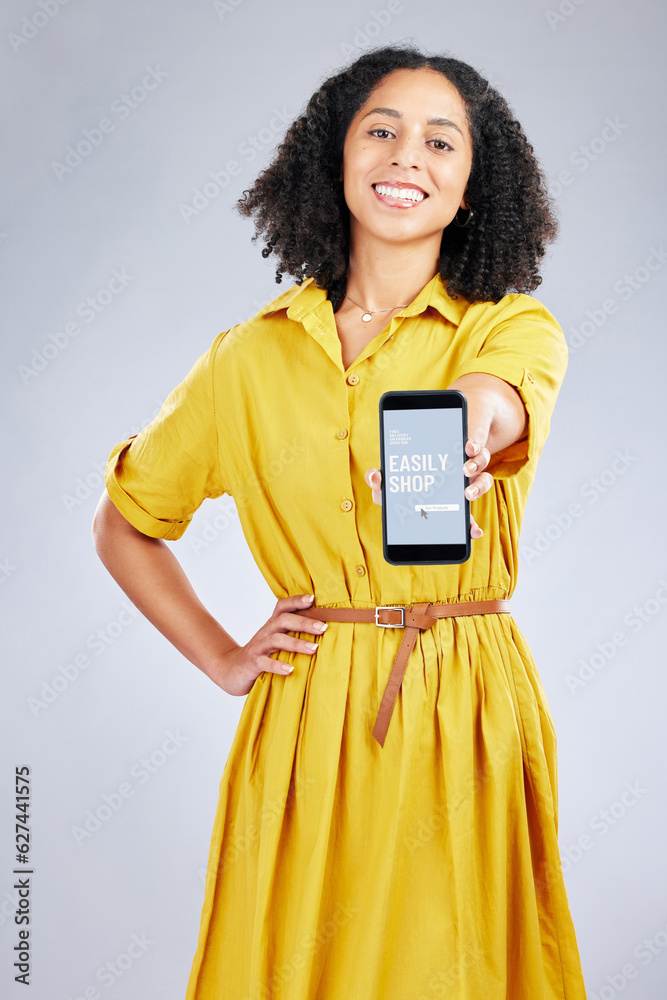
[91,490,239,687]
[447,372,527,454]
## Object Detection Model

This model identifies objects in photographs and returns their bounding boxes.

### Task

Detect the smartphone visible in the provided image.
[379,390,471,565]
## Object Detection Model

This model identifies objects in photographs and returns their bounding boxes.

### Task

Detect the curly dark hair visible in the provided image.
[235,43,558,308]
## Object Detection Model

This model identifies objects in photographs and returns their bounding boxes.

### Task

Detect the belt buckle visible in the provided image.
[375,605,405,628]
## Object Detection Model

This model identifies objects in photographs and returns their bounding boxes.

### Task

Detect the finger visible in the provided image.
[274,593,315,616]
[463,444,490,477]
[470,513,484,539]
[253,634,320,675]
[465,471,493,500]
[262,631,320,658]
[261,644,320,677]
[262,656,296,675]
[275,611,328,635]
[365,467,383,506]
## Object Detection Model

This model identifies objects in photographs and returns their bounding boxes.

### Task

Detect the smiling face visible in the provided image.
[341,67,473,246]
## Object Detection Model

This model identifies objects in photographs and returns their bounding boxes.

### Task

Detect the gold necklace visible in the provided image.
[344,293,410,323]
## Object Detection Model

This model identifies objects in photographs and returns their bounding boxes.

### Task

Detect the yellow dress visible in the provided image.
[105,272,588,999]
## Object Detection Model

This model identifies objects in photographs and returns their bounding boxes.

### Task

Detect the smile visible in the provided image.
[372,183,428,208]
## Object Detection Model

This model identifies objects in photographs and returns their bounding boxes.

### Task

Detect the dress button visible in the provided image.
[355,565,366,576]
[526,371,535,383]
[336,428,349,440]
[347,373,360,386]
[340,498,353,512]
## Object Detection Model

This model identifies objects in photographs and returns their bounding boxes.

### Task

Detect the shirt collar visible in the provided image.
[258,271,468,328]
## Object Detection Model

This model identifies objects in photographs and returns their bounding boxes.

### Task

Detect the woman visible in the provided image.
[93,44,587,1000]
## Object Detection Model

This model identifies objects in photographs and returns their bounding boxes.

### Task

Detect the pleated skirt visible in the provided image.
[185,610,588,999]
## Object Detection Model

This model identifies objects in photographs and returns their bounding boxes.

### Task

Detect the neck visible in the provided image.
[342,228,441,313]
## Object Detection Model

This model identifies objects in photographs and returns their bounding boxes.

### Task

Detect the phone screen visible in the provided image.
[379,391,471,565]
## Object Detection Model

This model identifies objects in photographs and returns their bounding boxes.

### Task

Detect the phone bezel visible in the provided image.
[379,390,471,565]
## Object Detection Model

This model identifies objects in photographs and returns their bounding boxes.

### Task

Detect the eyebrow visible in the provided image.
[360,107,464,137]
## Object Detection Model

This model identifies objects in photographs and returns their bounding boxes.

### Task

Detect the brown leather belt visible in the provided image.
[300,599,511,748]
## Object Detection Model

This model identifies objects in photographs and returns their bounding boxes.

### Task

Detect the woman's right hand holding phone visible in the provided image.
[364,436,492,540]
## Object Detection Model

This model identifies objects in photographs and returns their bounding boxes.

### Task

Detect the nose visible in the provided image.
[389,131,425,170]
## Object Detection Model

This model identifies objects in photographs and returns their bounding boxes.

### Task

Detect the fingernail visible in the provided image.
[302,594,314,603]
[284,665,294,673]
[307,642,319,652]
[471,441,480,453]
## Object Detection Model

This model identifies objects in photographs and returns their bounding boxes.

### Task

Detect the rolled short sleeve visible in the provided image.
[452,296,568,479]
[104,331,229,539]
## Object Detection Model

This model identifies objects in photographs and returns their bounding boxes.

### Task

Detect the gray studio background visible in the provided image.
[2,1,666,997]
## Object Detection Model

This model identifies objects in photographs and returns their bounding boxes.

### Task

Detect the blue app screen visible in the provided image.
[383,406,466,546]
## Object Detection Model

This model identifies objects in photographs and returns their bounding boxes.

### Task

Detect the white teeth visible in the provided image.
[374,183,425,203]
